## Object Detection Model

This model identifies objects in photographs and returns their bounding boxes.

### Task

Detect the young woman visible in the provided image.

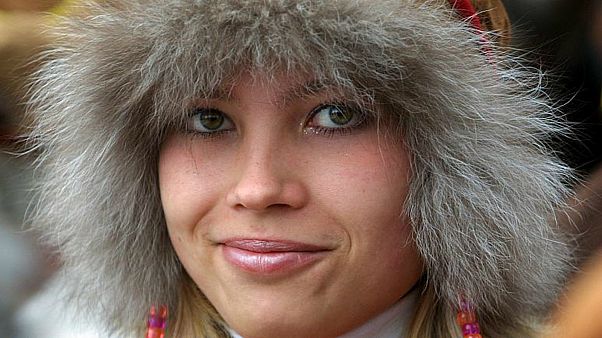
[26,0,573,337]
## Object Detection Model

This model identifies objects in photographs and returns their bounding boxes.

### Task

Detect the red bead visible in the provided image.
[457,310,476,325]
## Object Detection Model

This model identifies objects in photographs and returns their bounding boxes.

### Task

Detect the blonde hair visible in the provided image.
[168,276,229,338]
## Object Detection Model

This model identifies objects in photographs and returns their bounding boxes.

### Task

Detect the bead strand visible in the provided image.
[457,299,482,338]
[146,305,168,338]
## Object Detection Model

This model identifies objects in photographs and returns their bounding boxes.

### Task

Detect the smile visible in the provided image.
[220,239,330,274]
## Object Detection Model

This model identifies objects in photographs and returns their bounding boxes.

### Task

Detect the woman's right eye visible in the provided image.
[187,108,235,136]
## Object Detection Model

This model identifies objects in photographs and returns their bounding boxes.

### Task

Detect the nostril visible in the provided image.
[226,178,308,211]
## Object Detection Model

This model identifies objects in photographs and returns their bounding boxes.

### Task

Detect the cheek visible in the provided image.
[309,136,415,255]
[159,136,193,233]
[158,135,223,275]
[308,138,421,311]
[310,137,411,226]
[158,135,223,235]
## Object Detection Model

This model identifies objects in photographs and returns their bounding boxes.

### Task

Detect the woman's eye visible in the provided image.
[188,108,234,134]
[306,104,366,133]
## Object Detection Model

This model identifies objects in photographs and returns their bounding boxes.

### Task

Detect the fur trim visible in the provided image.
[26,0,572,336]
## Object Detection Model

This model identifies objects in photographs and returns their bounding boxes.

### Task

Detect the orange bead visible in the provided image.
[457,310,476,325]
[145,328,165,338]
[464,334,482,338]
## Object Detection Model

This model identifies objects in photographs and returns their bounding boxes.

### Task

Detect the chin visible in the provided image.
[218,294,379,338]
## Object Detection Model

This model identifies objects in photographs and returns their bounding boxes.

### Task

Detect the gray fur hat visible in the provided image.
[27,0,572,336]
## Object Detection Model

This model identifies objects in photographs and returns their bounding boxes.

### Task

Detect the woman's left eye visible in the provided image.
[306,104,366,133]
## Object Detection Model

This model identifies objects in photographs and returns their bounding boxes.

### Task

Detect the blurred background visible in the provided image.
[0,0,600,337]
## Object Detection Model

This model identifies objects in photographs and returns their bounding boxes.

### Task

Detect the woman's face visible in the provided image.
[159,74,423,338]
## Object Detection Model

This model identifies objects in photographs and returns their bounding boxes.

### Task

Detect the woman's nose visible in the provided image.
[225,144,308,211]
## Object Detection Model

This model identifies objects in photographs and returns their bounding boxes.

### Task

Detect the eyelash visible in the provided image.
[189,129,232,140]
[304,103,368,138]
[186,103,369,139]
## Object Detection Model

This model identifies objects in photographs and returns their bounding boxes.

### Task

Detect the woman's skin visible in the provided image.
[159,74,423,338]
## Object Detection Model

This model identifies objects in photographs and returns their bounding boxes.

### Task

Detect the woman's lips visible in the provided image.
[221,239,330,274]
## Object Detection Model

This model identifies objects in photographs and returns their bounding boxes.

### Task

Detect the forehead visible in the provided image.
[205,73,351,106]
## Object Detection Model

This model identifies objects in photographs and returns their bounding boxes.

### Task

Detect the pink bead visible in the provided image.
[462,322,480,335]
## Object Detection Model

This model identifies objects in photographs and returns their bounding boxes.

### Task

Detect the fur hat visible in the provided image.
[26,0,572,336]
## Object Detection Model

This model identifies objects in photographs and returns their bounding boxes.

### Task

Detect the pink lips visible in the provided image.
[221,239,329,274]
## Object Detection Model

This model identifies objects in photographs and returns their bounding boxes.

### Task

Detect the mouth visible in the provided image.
[220,239,331,275]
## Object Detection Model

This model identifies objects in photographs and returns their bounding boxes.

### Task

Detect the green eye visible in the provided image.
[198,111,224,130]
[309,104,362,128]
[327,106,354,125]
[188,108,234,133]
